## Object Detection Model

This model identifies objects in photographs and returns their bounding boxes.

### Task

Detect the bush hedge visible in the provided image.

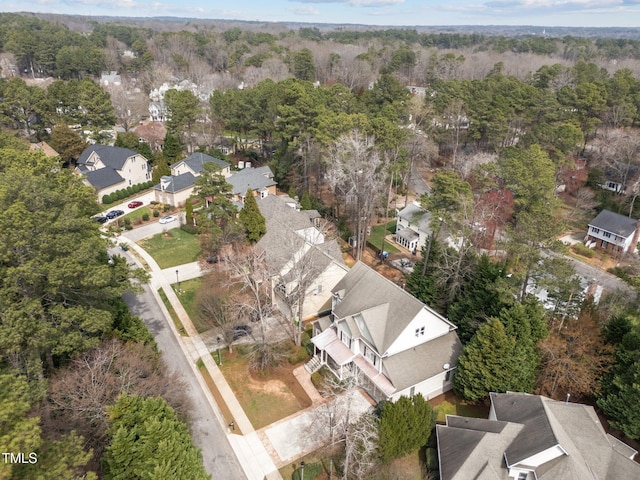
[142,213,150,221]
[180,224,198,235]
[102,194,113,204]
[572,243,595,258]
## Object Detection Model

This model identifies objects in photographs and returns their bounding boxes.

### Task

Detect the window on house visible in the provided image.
[409,386,415,397]
[415,326,425,337]
[603,232,611,238]
[517,473,528,480]
[591,227,600,234]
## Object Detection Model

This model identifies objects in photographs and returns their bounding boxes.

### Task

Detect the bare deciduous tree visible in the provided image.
[223,246,286,372]
[326,130,388,260]
[42,339,189,469]
[570,186,599,218]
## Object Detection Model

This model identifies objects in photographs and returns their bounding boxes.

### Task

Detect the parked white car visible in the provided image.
[159,215,177,224]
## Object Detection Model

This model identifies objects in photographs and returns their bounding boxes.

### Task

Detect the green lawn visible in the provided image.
[138,229,201,269]
[368,220,400,253]
[157,288,187,336]
[121,206,152,225]
[432,395,489,424]
[174,277,203,330]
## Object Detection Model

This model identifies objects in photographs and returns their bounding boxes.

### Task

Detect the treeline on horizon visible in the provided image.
[2,12,640,82]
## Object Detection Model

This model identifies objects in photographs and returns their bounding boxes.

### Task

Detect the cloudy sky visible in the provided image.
[2,0,640,27]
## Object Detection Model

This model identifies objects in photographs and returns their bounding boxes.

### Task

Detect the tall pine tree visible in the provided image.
[239,189,266,243]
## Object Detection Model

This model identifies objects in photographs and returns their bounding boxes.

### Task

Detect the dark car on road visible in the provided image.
[232,325,252,340]
[106,210,125,219]
[128,200,143,208]
[93,216,108,224]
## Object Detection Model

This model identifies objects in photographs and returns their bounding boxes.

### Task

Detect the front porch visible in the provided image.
[308,328,396,403]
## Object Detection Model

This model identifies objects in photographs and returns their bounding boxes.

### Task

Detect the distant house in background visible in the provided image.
[437,392,640,480]
[600,165,640,194]
[227,166,277,206]
[29,141,59,158]
[310,262,462,403]
[585,209,639,255]
[171,152,231,178]
[257,194,348,320]
[154,152,230,207]
[148,101,168,122]
[395,201,432,252]
[100,71,121,86]
[76,145,151,201]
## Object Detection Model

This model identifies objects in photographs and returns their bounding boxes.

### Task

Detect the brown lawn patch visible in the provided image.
[220,348,312,430]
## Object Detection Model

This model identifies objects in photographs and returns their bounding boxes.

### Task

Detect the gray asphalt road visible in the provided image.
[123,286,246,480]
[121,212,185,242]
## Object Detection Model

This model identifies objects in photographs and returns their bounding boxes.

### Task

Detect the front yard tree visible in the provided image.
[325,130,387,260]
[377,394,435,463]
[239,190,266,242]
[454,318,537,402]
[0,148,146,379]
[103,394,209,480]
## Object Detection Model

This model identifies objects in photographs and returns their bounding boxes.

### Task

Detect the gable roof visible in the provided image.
[153,172,196,193]
[227,166,276,195]
[437,392,640,480]
[85,168,125,189]
[77,145,140,170]
[172,152,229,173]
[589,209,638,238]
[332,262,450,354]
[398,202,432,233]
[382,331,462,391]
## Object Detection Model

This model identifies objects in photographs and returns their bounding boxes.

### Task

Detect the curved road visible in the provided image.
[123,285,246,480]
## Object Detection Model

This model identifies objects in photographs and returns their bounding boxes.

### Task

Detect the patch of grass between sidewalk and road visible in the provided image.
[157,288,187,336]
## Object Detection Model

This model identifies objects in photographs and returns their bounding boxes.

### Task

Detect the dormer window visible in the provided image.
[415,326,425,337]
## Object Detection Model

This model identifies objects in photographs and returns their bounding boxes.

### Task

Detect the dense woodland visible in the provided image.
[1,12,640,479]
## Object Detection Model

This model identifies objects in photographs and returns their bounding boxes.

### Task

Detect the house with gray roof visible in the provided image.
[395,201,432,252]
[310,262,462,402]
[257,195,348,320]
[171,152,230,178]
[227,166,277,204]
[586,209,639,254]
[75,145,151,202]
[437,392,640,480]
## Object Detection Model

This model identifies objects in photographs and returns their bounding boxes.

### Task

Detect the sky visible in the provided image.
[1,0,640,28]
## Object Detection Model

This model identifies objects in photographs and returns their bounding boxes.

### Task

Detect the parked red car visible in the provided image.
[128,200,143,208]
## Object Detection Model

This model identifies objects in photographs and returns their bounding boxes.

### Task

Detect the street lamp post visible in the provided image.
[175,269,180,291]
[300,461,305,480]
[217,336,223,366]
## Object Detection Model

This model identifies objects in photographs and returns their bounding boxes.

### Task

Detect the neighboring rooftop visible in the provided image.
[172,152,229,173]
[154,172,197,193]
[437,392,640,480]
[227,165,276,195]
[589,209,638,237]
[77,145,140,170]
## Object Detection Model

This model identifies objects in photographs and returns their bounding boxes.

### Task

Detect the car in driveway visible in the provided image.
[232,325,252,341]
[159,215,177,224]
[93,216,108,224]
[106,210,125,219]
[128,200,143,208]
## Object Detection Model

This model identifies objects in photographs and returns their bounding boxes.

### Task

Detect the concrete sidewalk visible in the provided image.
[117,234,282,480]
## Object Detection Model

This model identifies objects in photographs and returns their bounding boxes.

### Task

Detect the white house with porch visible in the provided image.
[309,262,462,402]
[395,202,432,253]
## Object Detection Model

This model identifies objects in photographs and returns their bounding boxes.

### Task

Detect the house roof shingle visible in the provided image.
[227,166,276,195]
[332,262,452,354]
[85,168,125,189]
[77,145,140,170]
[172,152,229,173]
[153,172,196,193]
[437,392,640,480]
[589,209,638,238]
